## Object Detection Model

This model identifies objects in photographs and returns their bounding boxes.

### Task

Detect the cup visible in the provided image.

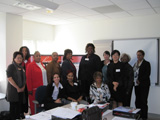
[71,102,78,110]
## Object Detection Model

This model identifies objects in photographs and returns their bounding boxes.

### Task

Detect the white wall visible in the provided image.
[0,12,7,111]
[0,13,23,112]
[23,20,55,54]
[6,13,23,65]
[53,14,160,54]
[23,14,160,114]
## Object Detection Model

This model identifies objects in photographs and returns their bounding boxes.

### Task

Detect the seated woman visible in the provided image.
[90,71,111,104]
[44,73,66,110]
[64,71,88,104]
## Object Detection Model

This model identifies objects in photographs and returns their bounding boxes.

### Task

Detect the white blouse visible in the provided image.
[36,62,47,86]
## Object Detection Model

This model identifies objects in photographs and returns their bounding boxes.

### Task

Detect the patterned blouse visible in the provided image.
[90,82,111,103]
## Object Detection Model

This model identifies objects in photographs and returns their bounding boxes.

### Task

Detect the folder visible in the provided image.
[112,106,140,119]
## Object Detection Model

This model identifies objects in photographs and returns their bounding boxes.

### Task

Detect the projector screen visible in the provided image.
[113,38,158,86]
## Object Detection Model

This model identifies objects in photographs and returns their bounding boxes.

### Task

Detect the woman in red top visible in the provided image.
[26,51,47,114]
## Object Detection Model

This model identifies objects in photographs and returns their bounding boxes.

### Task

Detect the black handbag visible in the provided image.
[52,115,82,120]
[81,106,102,120]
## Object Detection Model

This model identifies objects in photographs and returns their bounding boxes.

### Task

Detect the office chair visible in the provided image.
[32,85,47,114]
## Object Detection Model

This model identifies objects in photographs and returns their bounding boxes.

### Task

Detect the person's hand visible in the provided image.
[16,87,21,93]
[72,99,77,102]
[77,96,83,102]
[20,85,25,92]
[55,99,61,103]
[77,98,81,102]
[113,82,119,91]
[113,86,117,91]
[136,80,140,85]
[113,82,119,87]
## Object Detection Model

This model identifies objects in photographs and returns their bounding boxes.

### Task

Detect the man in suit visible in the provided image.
[46,52,61,84]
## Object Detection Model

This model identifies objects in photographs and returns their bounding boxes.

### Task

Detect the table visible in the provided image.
[25,104,136,120]
[0,93,5,100]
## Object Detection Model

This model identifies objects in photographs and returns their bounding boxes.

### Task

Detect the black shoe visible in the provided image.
[142,118,147,120]
[20,114,25,119]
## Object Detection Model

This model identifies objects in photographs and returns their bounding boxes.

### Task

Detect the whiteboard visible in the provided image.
[113,39,158,86]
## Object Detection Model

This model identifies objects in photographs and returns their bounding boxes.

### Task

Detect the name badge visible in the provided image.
[74,83,78,86]
[85,58,89,61]
[116,69,120,72]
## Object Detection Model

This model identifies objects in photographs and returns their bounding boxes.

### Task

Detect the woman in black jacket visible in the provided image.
[120,53,134,107]
[44,73,66,110]
[78,43,101,98]
[133,50,151,120]
[61,49,77,84]
[64,71,88,104]
[107,50,125,108]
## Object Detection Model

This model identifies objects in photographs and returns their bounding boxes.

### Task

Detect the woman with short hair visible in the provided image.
[90,71,110,104]
[26,51,47,114]
[133,50,151,120]
[6,51,26,119]
[120,53,134,107]
[101,50,112,85]
[78,43,101,98]
[107,50,125,108]
[61,49,77,84]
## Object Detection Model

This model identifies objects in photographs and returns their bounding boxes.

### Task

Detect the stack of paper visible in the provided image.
[30,112,51,120]
[52,107,81,119]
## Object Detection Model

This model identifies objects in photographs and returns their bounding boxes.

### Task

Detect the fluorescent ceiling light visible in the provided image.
[24,0,59,10]
[14,0,59,10]
[14,1,41,10]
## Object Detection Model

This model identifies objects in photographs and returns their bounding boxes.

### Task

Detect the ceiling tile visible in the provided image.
[72,0,113,8]
[22,12,56,20]
[110,0,151,10]
[0,0,18,5]
[57,2,87,12]
[70,8,99,16]
[104,11,131,19]
[92,5,123,14]
[85,14,110,20]
[52,0,72,5]
[147,0,160,8]
[34,9,66,16]
[128,8,156,16]
[51,13,78,19]
[67,17,87,22]
[51,20,72,25]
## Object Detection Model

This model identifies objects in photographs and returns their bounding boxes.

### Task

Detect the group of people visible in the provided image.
[5,43,151,120]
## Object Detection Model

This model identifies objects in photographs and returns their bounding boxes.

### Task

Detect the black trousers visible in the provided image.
[23,84,28,113]
[135,85,150,119]
[123,86,133,107]
[10,93,24,120]
[44,102,63,110]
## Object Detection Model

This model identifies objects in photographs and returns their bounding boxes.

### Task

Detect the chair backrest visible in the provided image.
[35,86,47,104]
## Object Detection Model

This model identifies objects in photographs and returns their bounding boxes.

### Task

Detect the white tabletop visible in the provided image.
[24,104,136,120]
[0,93,5,100]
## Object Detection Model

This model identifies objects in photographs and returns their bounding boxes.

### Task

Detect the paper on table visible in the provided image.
[112,116,135,120]
[30,112,51,120]
[52,107,81,119]
[77,104,88,109]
